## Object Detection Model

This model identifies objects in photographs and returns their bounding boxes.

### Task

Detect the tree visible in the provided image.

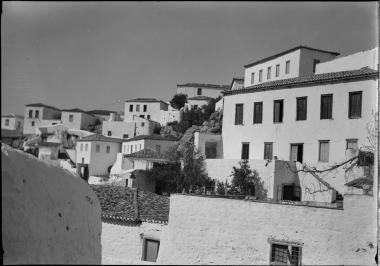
[170,93,188,110]
[230,160,267,199]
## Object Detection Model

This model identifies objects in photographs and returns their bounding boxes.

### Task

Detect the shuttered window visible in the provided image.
[264,142,273,160]
[253,102,263,124]
[296,97,307,121]
[235,104,244,125]
[348,91,362,118]
[319,140,330,162]
[241,143,249,160]
[273,100,284,123]
[320,94,333,119]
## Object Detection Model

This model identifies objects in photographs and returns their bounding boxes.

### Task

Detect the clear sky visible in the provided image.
[2,1,378,115]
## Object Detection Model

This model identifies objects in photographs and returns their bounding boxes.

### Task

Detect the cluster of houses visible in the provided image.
[1,45,378,264]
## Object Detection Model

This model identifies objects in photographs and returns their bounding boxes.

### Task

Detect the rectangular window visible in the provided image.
[69,114,74,122]
[85,143,88,151]
[241,143,249,160]
[123,134,129,139]
[131,145,133,153]
[346,139,358,156]
[80,143,83,151]
[140,115,145,119]
[251,72,255,84]
[106,145,110,153]
[141,122,145,127]
[290,144,303,163]
[129,105,133,112]
[35,110,39,118]
[143,105,147,112]
[348,91,362,118]
[264,142,273,160]
[31,121,35,126]
[235,104,244,125]
[193,104,198,110]
[136,105,140,112]
[147,115,151,120]
[142,239,160,262]
[107,131,112,136]
[139,144,142,150]
[29,110,33,118]
[5,119,9,126]
[96,144,100,153]
[197,88,202,95]
[285,60,290,74]
[253,102,263,124]
[273,100,284,123]
[205,141,217,159]
[319,140,330,162]
[275,64,280,77]
[320,94,333,119]
[259,70,263,82]
[282,184,301,201]
[296,97,307,121]
[156,145,161,154]
[313,59,320,73]
[267,66,271,80]
[270,243,301,265]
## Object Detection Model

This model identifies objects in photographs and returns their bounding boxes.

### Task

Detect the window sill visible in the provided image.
[320,118,334,120]
[348,116,361,119]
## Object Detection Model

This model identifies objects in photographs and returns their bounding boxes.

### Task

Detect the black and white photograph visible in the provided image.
[1,1,379,265]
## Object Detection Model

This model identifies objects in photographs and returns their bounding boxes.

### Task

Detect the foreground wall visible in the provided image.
[157,194,376,265]
[2,144,102,264]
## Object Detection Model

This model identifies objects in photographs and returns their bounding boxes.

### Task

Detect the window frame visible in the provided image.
[320,94,333,119]
[275,64,280,77]
[273,99,284,123]
[348,91,362,119]
[264,142,273,160]
[96,144,100,153]
[235,103,244,125]
[197,88,202,95]
[251,72,255,84]
[267,66,271,80]
[241,142,250,160]
[123,134,129,139]
[5,119,9,126]
[318,140,330,162]
[259,69,263,82]
[142,238,160,262]
[285,60,290,74]
[143,105,147,112]
[296,97,307,121]
[35,110,39,118]
[253,102,263,124]
[269,240,302,266]
[107,131,112,136]
[29,110,33,118]
[129,104,133,112]
[346,138,358,150]
[69,114,74,122]
[106,145,110,154]
[31,121,35,126]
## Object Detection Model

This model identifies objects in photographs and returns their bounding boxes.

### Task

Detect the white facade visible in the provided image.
[102,118,158,140]
[185,98,210,110]
[214,98,223,112]
[124,99,168,124]
[1,115,24,131]
[160,107,183,126]
[194,132,223,159]
[23,105,62,135]
[122,138,176,155]
[61,111,97,130]
[244,47,338,87]
[177,84,229,99]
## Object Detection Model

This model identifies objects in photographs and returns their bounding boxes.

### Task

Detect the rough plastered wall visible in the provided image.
[102,221,166,264]
[157,194,376,265]
[2,144,102,264]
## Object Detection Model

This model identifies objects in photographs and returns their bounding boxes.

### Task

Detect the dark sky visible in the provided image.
[2,2,378,115]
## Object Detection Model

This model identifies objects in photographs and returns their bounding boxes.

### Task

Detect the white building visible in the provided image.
[124,98,169,124]
[23,103,62,135]
[61,108,98,130]
[244,45,339,87]
[1,114,24,131]
[185,96,213,110]
[121,134,178,155]
[87,109,118,121]
[176,83,229,99]
[75,134,122,178]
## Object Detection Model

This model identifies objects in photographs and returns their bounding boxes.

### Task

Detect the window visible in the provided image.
[129,105,133,112]
[235,104,244,125]
[275,64,280,77]
[141,122,145,127]
[142,239,160,262]
[96,144,100,153]
[346,139,358,156]
[193,105,198,110]
[107,131,112,136]
[29,110,33,118]
[106,145,110,153]
[85,143,88,151]
[273,100,284,123]
[267,66,271,80]
[17,121,21,128]
[81,157,84,164]
[253,102,263,124]
[52,122,57,125]
[156,145,161,154]
[290,144,303,163]
[282,184,301,201]
[147,115,151,120]
[5,119,9,126]
[136,105,140,112]
[31,121,35,126]
[197,88,202,95]
[131,145,133,153]
[205,141,217,158]
[285,60,290,74]
[313,59,320,73]
[320,94,333,119]
[348,91,362,118]
[123,134,129,139]
[35,110,39,118]
[296,97,307,121]
[270,243,301,265]
[241,143,249,160]
[139,144,142,151]
[251,72,255,84]
[264,142,273,160]
[80,143,83,151]
[69,114,74,122]
[143,105,147,112]
[140,115,145,118]
[259,69,263,82]
[125,179,128,187]
[319,140,330,162]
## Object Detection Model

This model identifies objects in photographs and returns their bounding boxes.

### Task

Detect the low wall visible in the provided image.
[157,194,376,265]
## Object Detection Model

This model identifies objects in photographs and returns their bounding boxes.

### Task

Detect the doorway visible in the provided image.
[290,144,303,163]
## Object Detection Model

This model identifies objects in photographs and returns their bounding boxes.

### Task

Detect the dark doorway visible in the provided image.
[282,184,301,201]
[76,164,89,182]
[290,144,303,163]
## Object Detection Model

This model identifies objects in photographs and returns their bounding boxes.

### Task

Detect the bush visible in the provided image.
[170,93,188,110]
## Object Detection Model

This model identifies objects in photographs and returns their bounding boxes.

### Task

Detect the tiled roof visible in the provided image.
[224,68,378,96]
[1,129,23,138]
[187,96,213,101]
[125,98,169,105]
[87,109,116,116]
[244,45,340,68]
[61,108,97,117]
[90,185,170,224]
[39,142,61,147]
[177,83,230,90]
[2,114,24,119]
[345,177,373,188]
[25,103,61,111]
[122,134,178,143]
[77,134,123,143]
[124,148,168,160]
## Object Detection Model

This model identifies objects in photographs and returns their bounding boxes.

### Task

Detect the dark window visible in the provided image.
[320,94,333,119]
[140,115,145,118]
[29,110,33,118]
[107,131,112,136]
[17,121,21,128]
[251,72,255,84]
[197,88,202,95]
[106,145,110,154]
[271,244,301,265]
[275,64,280,77]
[253,102,263,124]
[319,140,330,162]
[296,97,307,121]
[5,119,9,126]
[313,59,320,73]
[141,122,145,127]
[129,105,133,112]
[241,143,249,160]
[142,239,160,262]
[31,121,35,126]
[125,179,128,187]
[264,142,273,160]
[259,70,263,82]
[69,114,74,122]
[235,104,244,125]
[290,144,303,163]
[348,91,362,118]
[273,100,284,123]
[96,144,100,152]
[282,184,301,201]
[123,134,129,139]
[136,105,140,112]
[81,157,84,164]
[267,66,271,80]
[143,105,147,112]
[192,105,198,110]
[205,141,217,158]
[35,110,39,118]
[147,115,151,120]
[285,60,290,74]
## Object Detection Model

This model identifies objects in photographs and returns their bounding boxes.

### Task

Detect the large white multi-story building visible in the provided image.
[61,108,98,130]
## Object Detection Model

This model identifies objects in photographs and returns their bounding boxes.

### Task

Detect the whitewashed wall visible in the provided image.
[194,132,223,159]
[1,116,24,130]
[177,86,225,98]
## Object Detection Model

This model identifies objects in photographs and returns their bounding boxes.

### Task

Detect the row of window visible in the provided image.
[79,143,111,153]
[241,139,358,163]
[235,91,362,125]
[129,104,148,112]
[123,143,161,154]
[251,60,290,85]
[5,119,22,128]
[28,109,40,118]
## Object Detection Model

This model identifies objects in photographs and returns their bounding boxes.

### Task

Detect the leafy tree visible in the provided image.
[170,93,188,110]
